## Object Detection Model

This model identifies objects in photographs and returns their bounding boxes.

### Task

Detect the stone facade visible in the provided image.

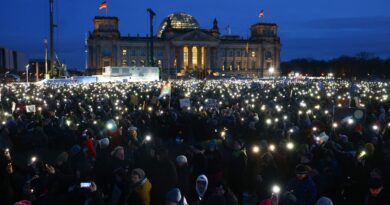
[87,13,281,77]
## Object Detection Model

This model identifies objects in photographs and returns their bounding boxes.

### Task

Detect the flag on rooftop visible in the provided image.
[99,1,107,10]
[259,9,265,18]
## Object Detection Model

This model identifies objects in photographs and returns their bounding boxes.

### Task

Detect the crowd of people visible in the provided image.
[1,79,390,205]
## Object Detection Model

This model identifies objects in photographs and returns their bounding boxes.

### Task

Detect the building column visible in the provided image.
[170,46,175,69]
[259,46,264,77]
[232,49,236,71]
[206,47,211,70]
[275,45,280,76]
[96,45,101,71]
[113,45,117,66]
[188,45,193,70]
[197,46,202,71]
[89,46,94,68]
[178,46,183,71]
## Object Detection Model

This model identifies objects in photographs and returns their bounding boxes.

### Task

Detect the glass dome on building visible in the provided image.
[157,13,200,38]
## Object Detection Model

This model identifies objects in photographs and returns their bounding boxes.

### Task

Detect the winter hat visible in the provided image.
[128,126,137,132]
[111,146,124,158]
[295,164,310,174]
[315,197,333,205]
[196,175,208,200]
[166,188,182,203]
[55,152,69,164]
[369,177,383,189]
[131,168,146,179]
[176,155,188,165]
[70,145,81,155]
[13,200,32,205]
[98,137,110,149]
[339,134,349,143]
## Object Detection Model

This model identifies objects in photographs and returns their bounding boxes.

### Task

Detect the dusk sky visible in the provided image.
[1,0,390,68]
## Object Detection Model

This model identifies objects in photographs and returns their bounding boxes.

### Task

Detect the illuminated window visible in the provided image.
[183,46,188,69]
[237,62,241,71]
[122,49,128,66]
[251,51,256,57]
[222,64,225,71]
[192,46,198,69]
[201,47,205,69]
[158,60,162,67]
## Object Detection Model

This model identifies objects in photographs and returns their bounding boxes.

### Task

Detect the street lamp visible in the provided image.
[269,66,275,78]
[25,64,30,83]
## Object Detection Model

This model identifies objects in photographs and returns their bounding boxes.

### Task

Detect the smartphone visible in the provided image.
[80,182,91,188]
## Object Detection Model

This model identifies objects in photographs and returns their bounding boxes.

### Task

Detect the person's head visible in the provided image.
[128,126,138,139]
[111,146,124,160]
[131,168,145,184]
[295,164,310,180]
[176,155,187,167]
[196,174,208,197]
[369,178,383,197]
[315,197,333,205]
[215,182,228,196]
[98,137,110,149]
[166,188,184,205]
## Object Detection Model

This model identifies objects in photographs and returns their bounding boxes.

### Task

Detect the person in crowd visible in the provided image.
[364,177,390,205]
[1,80,390,205]
[166,188,188,205]
[285,164,317,205]
[176,155,192,199]
[125,168,152,205]
[205,182,238,205]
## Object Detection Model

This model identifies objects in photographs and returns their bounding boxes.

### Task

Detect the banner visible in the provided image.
[205,98,218,109]
[179,98,191,108]
[26,105,36,113]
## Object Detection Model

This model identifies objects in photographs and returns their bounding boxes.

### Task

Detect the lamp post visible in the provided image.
[26,65,30,83]
[269,66,275,79]
[44,38,50,79]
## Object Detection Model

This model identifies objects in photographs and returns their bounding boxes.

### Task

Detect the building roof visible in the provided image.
[157,13,200,38]
[94,16,119,20]
[251,22,277,27]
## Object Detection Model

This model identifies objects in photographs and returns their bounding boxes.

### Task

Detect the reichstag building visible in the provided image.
[87,12,281,77]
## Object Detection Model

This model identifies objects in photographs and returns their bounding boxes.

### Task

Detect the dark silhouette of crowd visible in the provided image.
[1,79,390,205]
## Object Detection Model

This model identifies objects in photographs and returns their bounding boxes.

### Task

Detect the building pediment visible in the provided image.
[171,30,220,46]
